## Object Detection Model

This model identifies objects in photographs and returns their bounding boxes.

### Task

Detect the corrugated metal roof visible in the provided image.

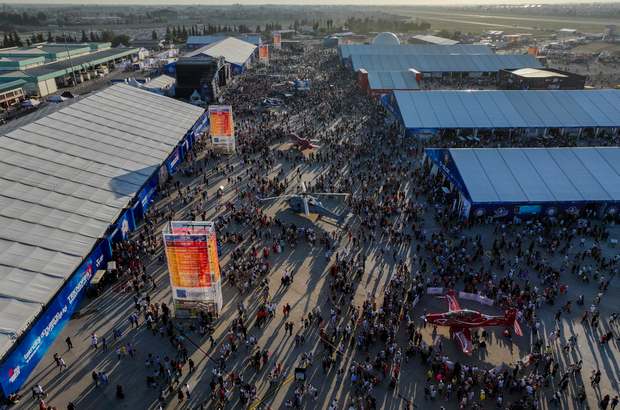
[0,83,204,354]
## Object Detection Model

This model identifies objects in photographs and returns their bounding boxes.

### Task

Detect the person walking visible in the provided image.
[65,337,73,349]
[58,357,67,372]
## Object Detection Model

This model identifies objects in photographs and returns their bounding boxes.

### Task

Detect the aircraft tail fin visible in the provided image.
[505,308,523,337]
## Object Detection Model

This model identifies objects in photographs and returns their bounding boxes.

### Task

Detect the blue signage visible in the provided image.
[381,92,404,128]
[167,147,183,175]
[189,111,209,141]
[425,149,472,202]
[113,209,136,242]
[137,173,159,217]
[0,242,108,393]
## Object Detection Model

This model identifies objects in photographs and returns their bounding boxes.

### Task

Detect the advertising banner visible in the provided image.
[427,287,444,295]
[112,209,136,242]
[163,221,222,317]
[528,46,539,58]
[259,45,269,64]
[380,92,405,129]
[424,149,472,202]
[166,146,183,175]
[209,105,235,154]
[137,174,159,218]
[274,34,281,49]
[413,129,439,140]
[294,80,310,91]
[189,111,210,141]
[0,242,107,393]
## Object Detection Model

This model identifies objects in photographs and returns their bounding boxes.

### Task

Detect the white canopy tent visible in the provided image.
[0,84,205,356]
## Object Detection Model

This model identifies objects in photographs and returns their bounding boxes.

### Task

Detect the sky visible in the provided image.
[14,0,594,4]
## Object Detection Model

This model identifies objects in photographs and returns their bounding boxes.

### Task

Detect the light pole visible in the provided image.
[61,26,78,87]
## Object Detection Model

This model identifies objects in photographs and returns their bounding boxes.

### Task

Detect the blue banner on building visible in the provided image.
[190,111,209,141]
[0,242,108,393]
[167,146,183,175]
[425,149,472,201]
[381,92,405,129]
[137,174,159,217]
[116,209,136,241]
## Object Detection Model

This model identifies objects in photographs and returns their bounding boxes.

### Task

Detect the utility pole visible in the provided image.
[61,26,78,87]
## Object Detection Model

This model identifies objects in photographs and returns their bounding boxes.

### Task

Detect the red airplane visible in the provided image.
[289,134,319,151]
[424,290,523,353]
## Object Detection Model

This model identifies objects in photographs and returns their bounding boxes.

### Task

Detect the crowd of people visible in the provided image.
[30,41,620,410]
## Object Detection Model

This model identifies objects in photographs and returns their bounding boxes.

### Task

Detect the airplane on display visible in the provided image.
[423,290,523,353]
[289,134,319,151]
[261,181,351,222]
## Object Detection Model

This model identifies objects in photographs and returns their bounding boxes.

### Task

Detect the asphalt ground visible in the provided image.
[11,130,620,410]
[8,47,620,410]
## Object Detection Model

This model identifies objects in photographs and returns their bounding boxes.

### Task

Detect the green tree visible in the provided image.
[47,31,53,42]
[101,30,115,43]
[111,34,130,47]
[436,29,452,39]
[81,30,88,43]
[256,24,261,33]
[151,30,157,40]
[12,30,22,46]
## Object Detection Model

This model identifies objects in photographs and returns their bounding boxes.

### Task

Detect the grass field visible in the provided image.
[387,7,616,38]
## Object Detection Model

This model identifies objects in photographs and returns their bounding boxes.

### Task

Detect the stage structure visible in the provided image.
[208,105,235,154]
[163,221,223,317]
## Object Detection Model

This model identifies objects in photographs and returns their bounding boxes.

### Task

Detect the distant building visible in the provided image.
[409,34,458,46]
[499,68,586,90]
[299,26,314,33]
[0,43,137,96]
[0,79,26,108]
[559,28,582,36]
[152,9,178,20]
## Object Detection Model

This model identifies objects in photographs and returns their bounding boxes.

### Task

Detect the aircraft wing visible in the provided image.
[452,326,473,353]
[446,290,461,312]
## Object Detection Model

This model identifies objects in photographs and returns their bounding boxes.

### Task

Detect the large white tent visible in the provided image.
[0,84,205,356]
[186,37,257,69]
[383,90,620,130]
[349,53,541,73]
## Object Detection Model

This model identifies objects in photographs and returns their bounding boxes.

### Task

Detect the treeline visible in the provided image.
[163,22,272,42]
[344,17,430,33]
[24,30,130,48]
[0,11,47,26]
[1,31,23,48]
